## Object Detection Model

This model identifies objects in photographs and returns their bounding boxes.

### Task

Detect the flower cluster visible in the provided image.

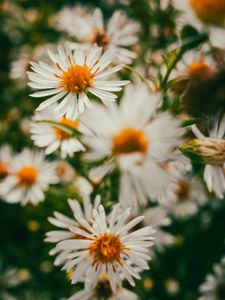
[2,0,225,299]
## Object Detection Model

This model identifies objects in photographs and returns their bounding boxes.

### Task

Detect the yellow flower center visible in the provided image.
[189,0,225,25]
[90,28,110,48]
[187,58,214,81]
[17,166,38,186]
[89,233,125,266]
[0,163,8,179]
[112,128,148,156]
[58,64,94,93]
[54,117,79,140]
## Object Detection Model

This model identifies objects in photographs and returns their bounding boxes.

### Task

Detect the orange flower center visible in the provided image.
[187,58,214,81]
[58,64,94,93]
[90,28,110,48]
[17,166,38,186]
[89,233,124,265]
[189,0,225,25]
[112,128,148,156]
[0,163,8,179]
[54,117,79,140]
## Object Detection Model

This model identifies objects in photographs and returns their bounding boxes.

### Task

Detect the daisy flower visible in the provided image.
[67,275,138,300]
[143,206,174,252]
[0,145,13,181]
[192,115,225,198]
[169,176,207,218]
[198,256,225,300]
[55,160,75,183]
[57,7,140,64]
[45,196,100,267]
[28,44,129,120]
[0,148,58,205]
[30,105,88,158]
[168,49,216,81]
[172,0,225,48]
[0,263,28,300]
[82,83,182,211]
[48,200,154,292]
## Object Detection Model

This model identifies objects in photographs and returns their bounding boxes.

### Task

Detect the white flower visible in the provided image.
[57,7,140,64]
[47,199,154,293]
[0,263,27,300]
[172,0,225,49]
[82,83,182,211]
[55,160,75,183]
[192,115,225,198]
[28,44,129,120]
[56,6,90,38]
[0,148,58,205]
[67,277,138,300]
[169,176,207,218]
[198,256,225,300]
[167,49,216,81]
[0,145,13,181]
[45,196,100,267]
[144,206,174,252]
[30,105,88,158]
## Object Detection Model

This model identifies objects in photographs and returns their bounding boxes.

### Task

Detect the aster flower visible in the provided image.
[143,206,174,252]
[198,256,225,300]
[47,199,154,292]
[82,83,182,211]
[0,263,27,300]
[57,7,140,64]
[191,115,225,198]
[45,196,100,267]
[28,45,129,120]
[0,145,13,181]
[168,49,216,82]
[172,0,225,48]
[55,160,75,183]
[0,148,58,205]
[169,176,207,218]
[67,275,138,300]
[30,105,89,158]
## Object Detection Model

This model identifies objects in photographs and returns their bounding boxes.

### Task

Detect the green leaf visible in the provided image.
[180,25,208,52]
[35,120,82,138]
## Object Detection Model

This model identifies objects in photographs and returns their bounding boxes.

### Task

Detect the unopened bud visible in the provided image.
[181,138,225,166]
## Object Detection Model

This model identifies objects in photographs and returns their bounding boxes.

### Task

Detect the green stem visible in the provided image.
[124,65,158,91]
[161,49,184,91]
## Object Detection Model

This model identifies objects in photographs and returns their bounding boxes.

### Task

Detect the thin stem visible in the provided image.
[124,65,158,91]
[161,49,183,91]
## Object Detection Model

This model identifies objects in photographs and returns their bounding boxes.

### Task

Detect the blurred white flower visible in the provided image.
[57,7,140,63]
[169,176,207,218]
[167,49,216,81]
[83,83,182,211]
[144,206,174,252]
[0,145,13,181]
[0,148,58,205]
[47,199,154,293]
[28,45,129,119]
[30,105,89,158]
[199,256,225,300]
[0,263,29,300]
[55,160,75,183]
[192,115,225,198]
[172,0,225,48]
